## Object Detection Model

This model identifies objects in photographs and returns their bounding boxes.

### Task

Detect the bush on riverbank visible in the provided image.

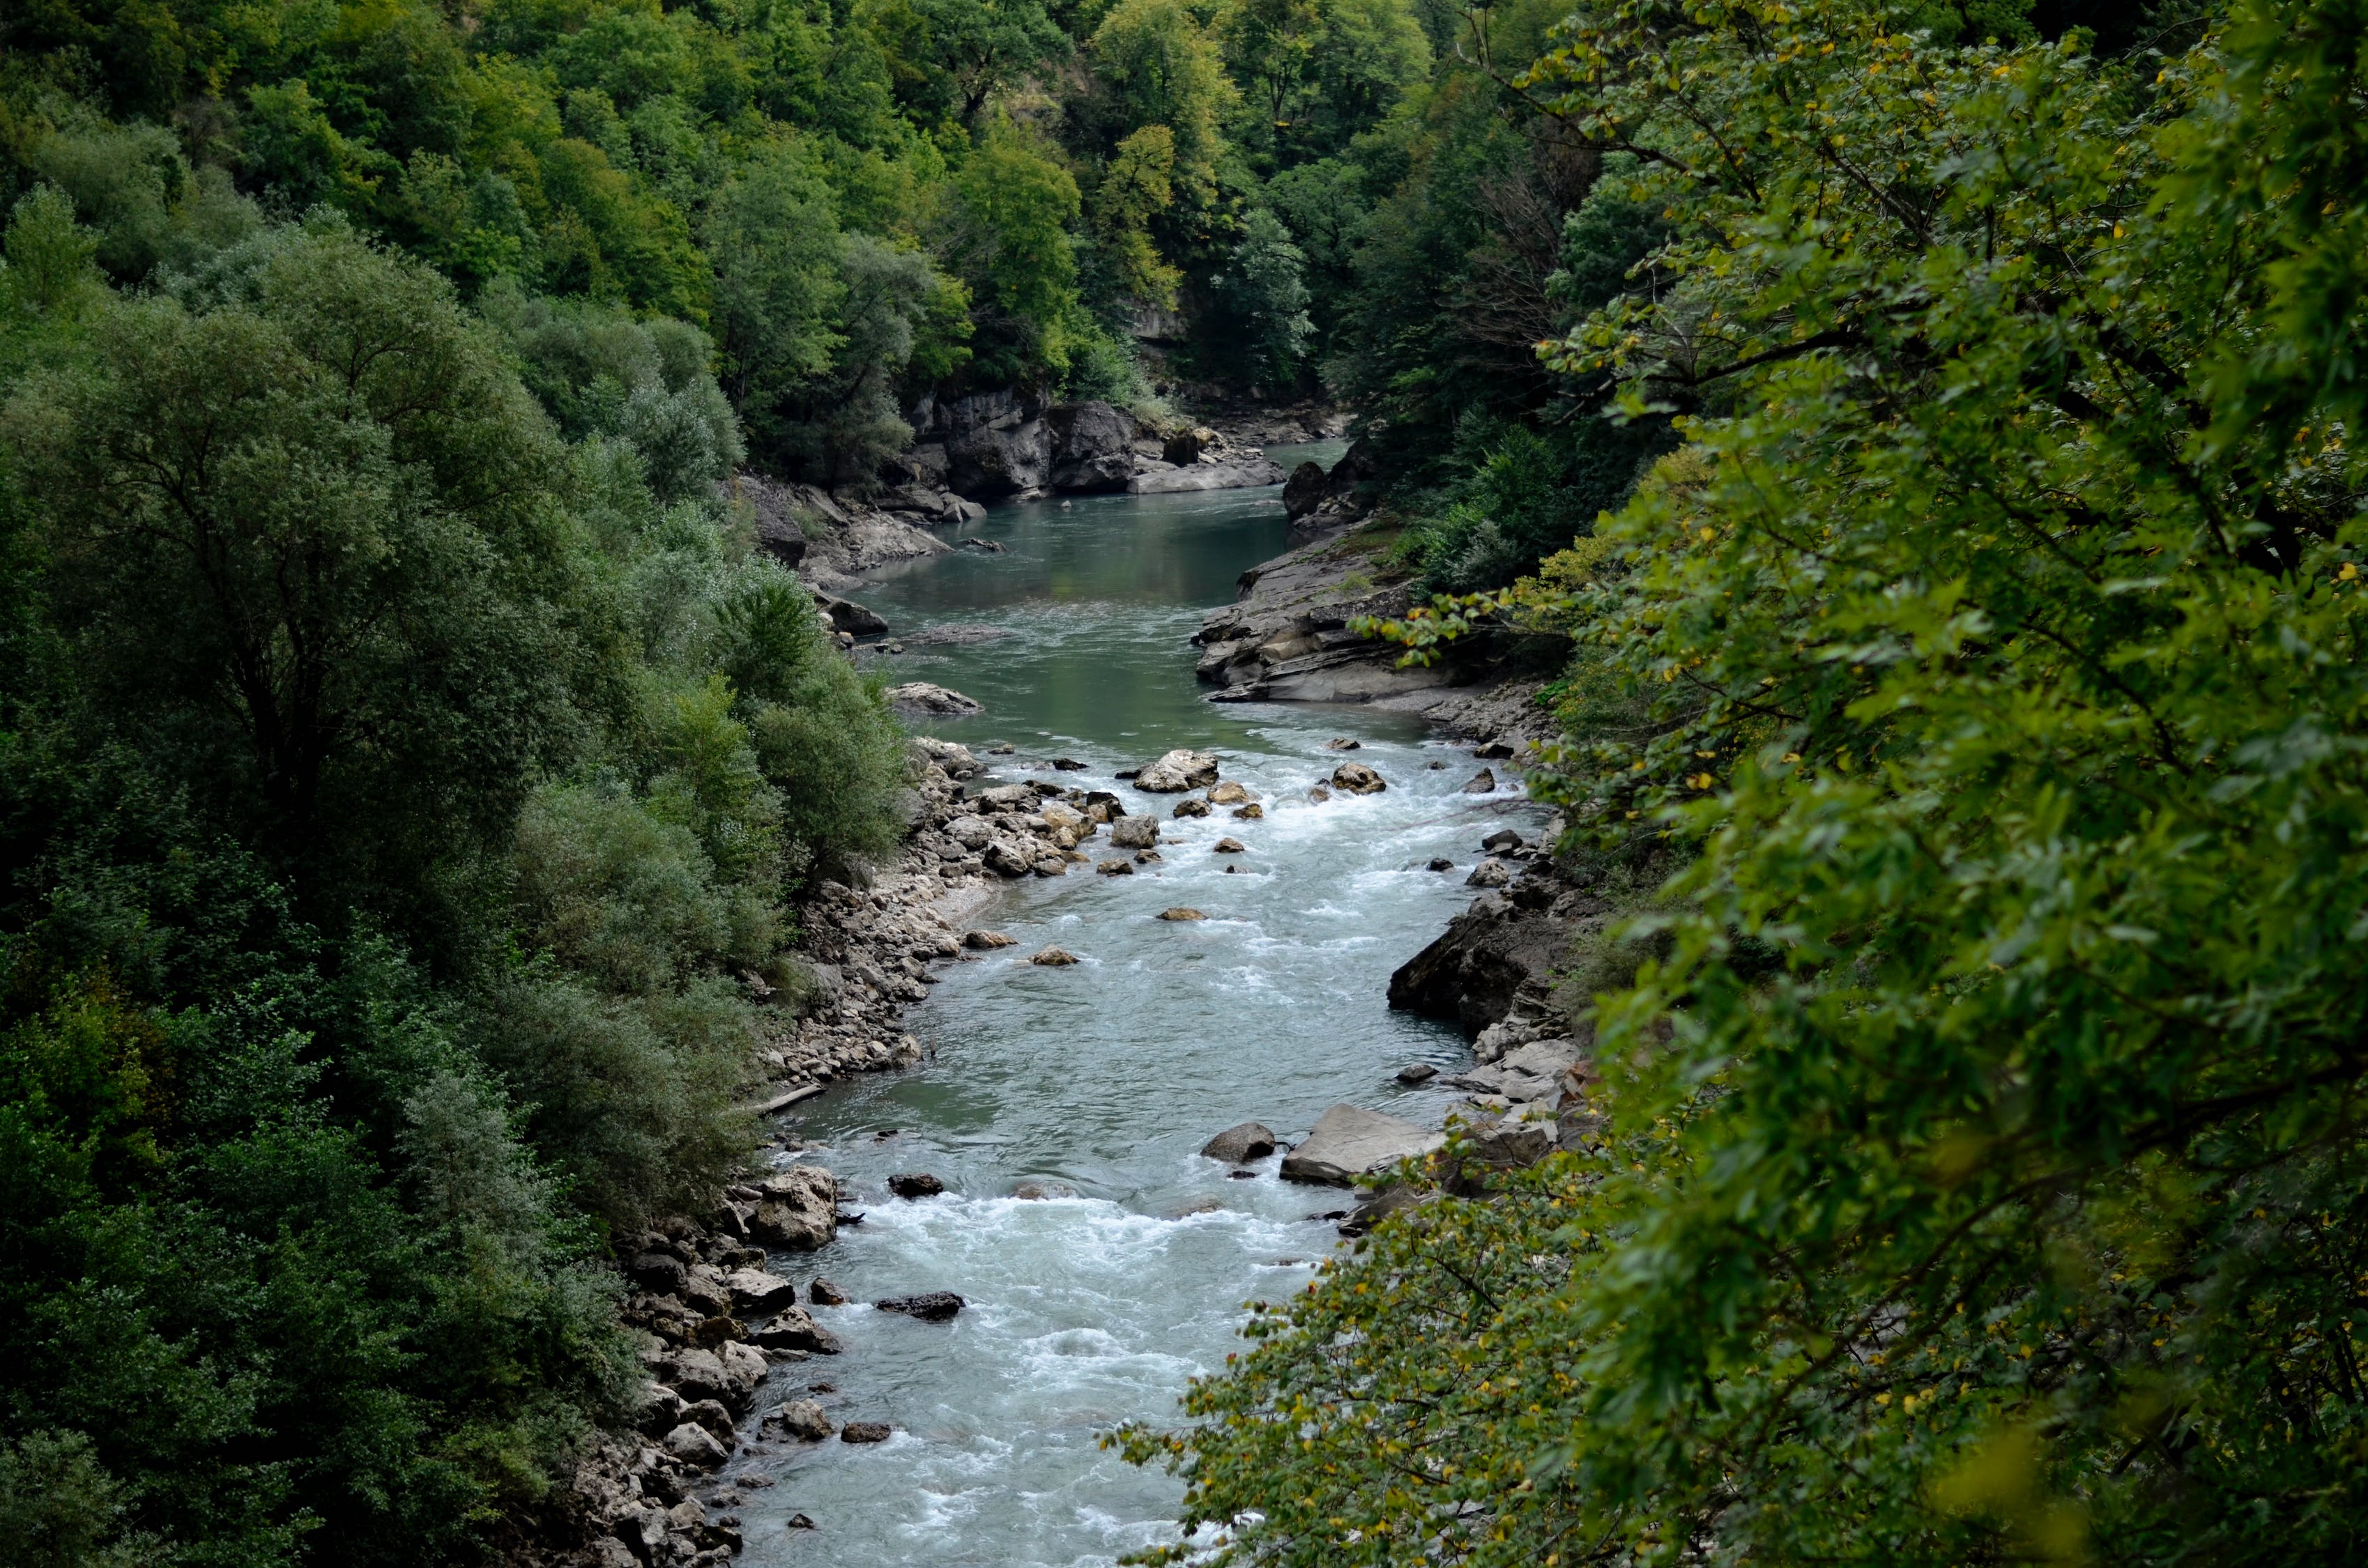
[1126,3,2368,1562]
[0,215,903,1565]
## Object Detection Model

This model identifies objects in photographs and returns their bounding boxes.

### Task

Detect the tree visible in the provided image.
[872,0,1072,126]
[1217,207,1311,387]
[4,220,577,905]
[945,117,1085,382]
[1086,0,1238,214]
[1092,124,1184,307]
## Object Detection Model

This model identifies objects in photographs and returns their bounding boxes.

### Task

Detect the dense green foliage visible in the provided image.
[1121,1,2368,1562]
[0,193,910,1562]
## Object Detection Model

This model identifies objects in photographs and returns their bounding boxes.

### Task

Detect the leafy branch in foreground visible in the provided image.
[1124,3,2368,1564]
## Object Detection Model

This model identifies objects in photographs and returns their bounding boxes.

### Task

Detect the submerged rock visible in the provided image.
[885,682,983,716]
[887,1173,945,1198]
[1207,781,1253,805]
[876,1292,965,1321]
[1280,1105,1446,1185]
[1462,768,1497,794]
[808,1277,850,1306]
[1331,761,1387,794]
[1158,907,1205,921]
[1396,1063,1439,1084]
[1172,797,1212,818]
[767,1399,832,1441]
[1096,858,1136,875]
[1028,946,1079,966]
[841,1422,893,1444]
[1212,837,1246,854]
[1201,1121,1278,1162]
[1012,1180,1077,1199]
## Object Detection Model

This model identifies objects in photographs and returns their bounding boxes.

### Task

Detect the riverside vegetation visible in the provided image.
[1113,1,2368,1565]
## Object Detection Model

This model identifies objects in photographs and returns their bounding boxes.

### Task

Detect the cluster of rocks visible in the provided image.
[891,391,1286,500]
[532,1167,859,1568]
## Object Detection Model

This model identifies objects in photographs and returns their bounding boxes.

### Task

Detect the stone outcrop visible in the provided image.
[1387,839,1601,1038]
[1194,529,1453,705]
[904,392,1294,502]
[1280,1105,1446,1185]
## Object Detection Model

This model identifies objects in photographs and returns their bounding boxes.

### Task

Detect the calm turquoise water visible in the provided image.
[731,449,1545,1566]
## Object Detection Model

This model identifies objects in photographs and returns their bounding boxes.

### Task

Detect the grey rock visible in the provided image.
[813,593,887,636]
[841,1421,893,1444]
[1332,761,1387,794]
[749,1167,837,1252]
[1047,401,1139,492]
[809,1277,850,1306]
[1096,858,1135,875]
[945,814,995,850]
[1396,1063,1438,1084]
[887,1173,944,1198]
[876,1292,965,1321]
[1481,828,1524,852]
[963,929,1018,948]
[885,682,983,716]
[680,1398,735,1440]
[1466,857,1512,889]
[1389,889,1592,1038]
[1134,748,1221,792]
[984,839,1035,877]
[768,1399,832,1441]
[627,1252,689,1297]
[1108,815,1160,850]
[1129,459,1287,493]
[1282,459,1329,519]
[722,1268,797,1309]
[1028,945,1079,965]
[1201,1121,1278,1162]
[751,1306,843,1355]
[1279,1105,1446,1185]
[1462,768,1497,794]
[664,1422,729,1468]
[1172,797,1212,818]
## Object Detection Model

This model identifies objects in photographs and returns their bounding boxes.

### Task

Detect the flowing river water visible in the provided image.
[732,445,1547,1565]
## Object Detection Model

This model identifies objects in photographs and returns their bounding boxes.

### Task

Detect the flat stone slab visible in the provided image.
[1280,1104,1445,1185]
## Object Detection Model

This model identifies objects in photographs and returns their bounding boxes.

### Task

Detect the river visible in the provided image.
[731,447,1545,1565]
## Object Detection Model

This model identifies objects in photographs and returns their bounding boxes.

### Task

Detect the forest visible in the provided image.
[8,0,2365,1562]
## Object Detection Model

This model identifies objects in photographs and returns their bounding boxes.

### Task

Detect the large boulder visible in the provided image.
[767,1399,832,1441]
[1135,749,1220,792]
[885,682,983,716]
[723,1269,798,1310]
[664,1422,729,1468]
[812,592,887,636]
[1201,1121,1278,1162]
[1389,889,1587,1038]
[1281,460,1330,520]
[656,1345,763,1409]
[1108,815,1160,850]
[751,1306,844,1355]
[749,1166,837,1251]
[1129,459,1287,493]
[1332,761,1387,794]
[939,396,1053,496]
[1047,401,1140,492]
[1279,1105,1445,1185]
